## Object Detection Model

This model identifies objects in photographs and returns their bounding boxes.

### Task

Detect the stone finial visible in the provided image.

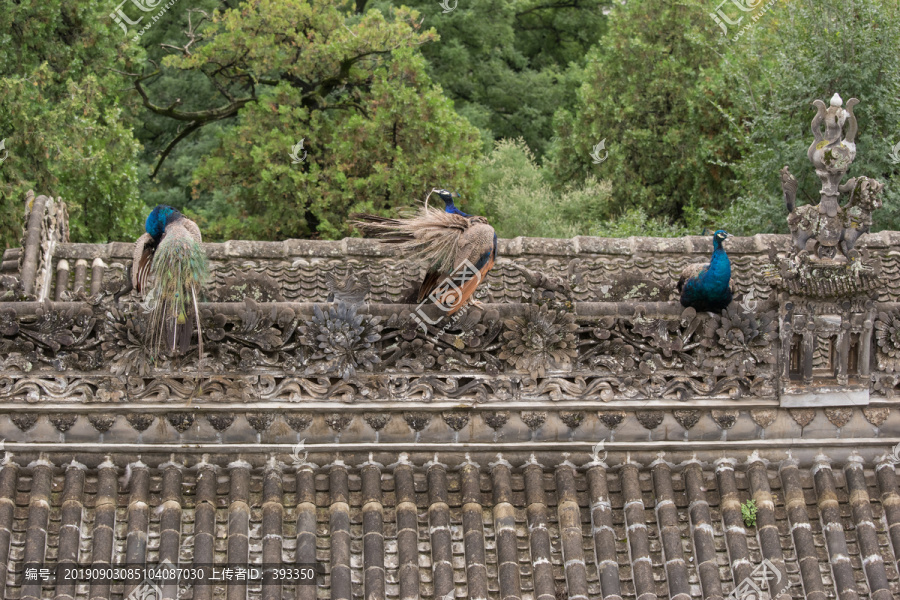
[775,95,884,296]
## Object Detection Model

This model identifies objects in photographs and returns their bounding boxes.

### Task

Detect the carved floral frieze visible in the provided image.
[0,294,792,404]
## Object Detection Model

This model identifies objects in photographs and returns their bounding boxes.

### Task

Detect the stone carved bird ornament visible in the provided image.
[133,205,210,358]
[677,229,733,312]
[352,189,497,315]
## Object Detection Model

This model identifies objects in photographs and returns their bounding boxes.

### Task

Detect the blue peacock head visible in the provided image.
[713,229,732,249]
[434,189,470,217]
[145,205,181,241]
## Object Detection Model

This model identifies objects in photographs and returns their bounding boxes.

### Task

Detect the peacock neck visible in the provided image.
[705,244,731,283]
[445,203,470,217]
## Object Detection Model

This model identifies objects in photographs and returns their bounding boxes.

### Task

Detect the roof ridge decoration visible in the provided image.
[773,93,885,298]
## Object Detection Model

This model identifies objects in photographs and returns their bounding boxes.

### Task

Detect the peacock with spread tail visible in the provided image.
[132,205,209,358]
[677,229,733,312]
[352,189,497,315]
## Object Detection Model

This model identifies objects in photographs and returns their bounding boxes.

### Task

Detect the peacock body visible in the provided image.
[677,229,733,312]
[352,189,497,315]
[132,205,209,357]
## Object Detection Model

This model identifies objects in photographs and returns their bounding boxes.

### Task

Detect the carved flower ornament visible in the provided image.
[714,304,776,352]
[875,311,900,359]
[299,303,381,379]
[499,304,578,378]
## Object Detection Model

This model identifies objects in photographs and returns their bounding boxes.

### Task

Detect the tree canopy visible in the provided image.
[1,0,898,247]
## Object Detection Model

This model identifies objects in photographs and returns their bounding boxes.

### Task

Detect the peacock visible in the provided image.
[132,205,209,358]
[352,189,497,315]
[677,229,733,312]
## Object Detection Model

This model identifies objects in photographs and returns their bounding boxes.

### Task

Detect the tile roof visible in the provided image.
[2,453,900,600]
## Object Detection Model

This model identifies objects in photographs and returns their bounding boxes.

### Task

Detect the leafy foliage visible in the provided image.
[2,0,898,245]
[741,498,758,528]
[0,0,144,247]
[478,139,611,238]
[133,0,481,240]
[547,0,742,223]
[377,0,608,158]
[715,0,900,234]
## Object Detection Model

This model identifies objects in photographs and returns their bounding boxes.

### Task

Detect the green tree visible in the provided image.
[375,0,608,158]
[0,0,145,247]
[548,0,741,226]
[716,0,900,235]
[130,0,482,240]
[478,138,611,238]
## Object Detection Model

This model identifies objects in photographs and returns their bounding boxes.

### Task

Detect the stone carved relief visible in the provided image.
[0,292,787,403]
[775,94,885,298]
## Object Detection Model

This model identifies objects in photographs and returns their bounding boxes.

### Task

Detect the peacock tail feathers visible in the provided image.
[146,224,209,356]
[352,206,478,274]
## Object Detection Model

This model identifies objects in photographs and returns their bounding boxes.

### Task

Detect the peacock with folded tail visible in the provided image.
[677,229,733,312]
[352,189,497,315]
[132,205,209,358]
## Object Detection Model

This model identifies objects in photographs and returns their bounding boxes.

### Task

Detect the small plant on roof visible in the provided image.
[741,499,758,528]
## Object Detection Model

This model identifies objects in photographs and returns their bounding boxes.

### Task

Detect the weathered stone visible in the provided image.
[125,414,155,432]
[88,415,116,433]
[213,272,284,302]
[824,407,852,429]
[789,409,816,428]
[247,412,275,433]
[167,413,195,433]
[635,410,663,430]
[206,413,235,432]
[710,410,739,430]
[364,413,391,431]
[559,411,585,430]
[598,411,627,430]
[403,412,431,432]
[285,414,313,432]
[520,411,547,431]
[10,413,38,431]
[324,414,352,433]
[673,410,700,430]
[750,409,777,429]
[441,413,469,432]
[482,411,510,431]
[863,407,890,427]
[49,414,77,432]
